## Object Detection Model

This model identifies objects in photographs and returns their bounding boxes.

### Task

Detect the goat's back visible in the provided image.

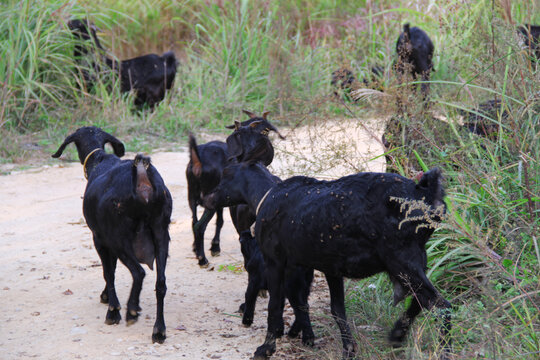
[256,170,444,277]
[396,25,434,73]
[119,53,178,106]
[83,159,171,232]
[187,140,229,197]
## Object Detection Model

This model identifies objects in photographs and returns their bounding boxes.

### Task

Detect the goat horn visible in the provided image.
[242,109,257,118]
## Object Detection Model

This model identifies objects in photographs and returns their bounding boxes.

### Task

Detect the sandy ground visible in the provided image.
[0,119,385,360]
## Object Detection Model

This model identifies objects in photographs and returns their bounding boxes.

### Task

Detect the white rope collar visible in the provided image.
[255,188,272,217]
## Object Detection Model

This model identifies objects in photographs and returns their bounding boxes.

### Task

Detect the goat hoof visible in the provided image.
[389,328,406,347]
[287,323,300,339]
[198,257,209,268]
[254,344,275,359]
[99,293,109,304]
[210,249,221,257]
[100,291,109,304]
[288,330,299,339]
[105,309,121,325]
[242,317,253,327]
[152,329,166,344]
[302,335,315,347]
[126,309,140,325]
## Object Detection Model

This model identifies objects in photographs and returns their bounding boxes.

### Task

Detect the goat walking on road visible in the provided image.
[187,111,283,267]
[52,126,172,344]
[204,162,451,360]
[203,161,315,343]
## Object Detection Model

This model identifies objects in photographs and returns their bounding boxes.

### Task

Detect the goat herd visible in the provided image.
[51,18,540,360]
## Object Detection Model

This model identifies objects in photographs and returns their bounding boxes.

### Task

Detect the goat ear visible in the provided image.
[242,109,257,119]
[103,133,125,157]
[226,132,243,161]
[249,120,263,128]
[51,133,77,158]
[262,111,270,119]
[225,120,243,130]
[266,123,286,140]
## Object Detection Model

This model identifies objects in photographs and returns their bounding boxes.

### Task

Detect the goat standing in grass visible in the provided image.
[68,19,177,109]
[52,126,172,344]
[395,23,434,97]
[204,162,451,360]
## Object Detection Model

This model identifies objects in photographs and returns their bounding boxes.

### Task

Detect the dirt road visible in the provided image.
[0,119,385,359]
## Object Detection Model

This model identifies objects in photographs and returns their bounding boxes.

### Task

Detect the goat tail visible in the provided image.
[133,154,154,204]
[403,23,410,36]
[188,134,203,178]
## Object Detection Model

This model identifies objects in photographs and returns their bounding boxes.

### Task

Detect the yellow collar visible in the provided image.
[255,188,272,217]
[83,148,101,179]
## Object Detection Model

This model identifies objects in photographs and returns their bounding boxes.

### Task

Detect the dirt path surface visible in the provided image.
[0,119,385,360]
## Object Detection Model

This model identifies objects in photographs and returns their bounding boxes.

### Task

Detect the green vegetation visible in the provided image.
[1,0,538,358]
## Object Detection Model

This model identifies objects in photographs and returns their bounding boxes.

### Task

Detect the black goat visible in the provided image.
[52,126,172,344]
[203,162,315,343]
[206,163,451,359]
[187,111,281,267]
[225,110,286,140]
[518,24,540,60]
[68,19,177,109]
[395,23,434,96]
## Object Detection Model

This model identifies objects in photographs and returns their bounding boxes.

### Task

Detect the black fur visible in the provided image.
[187,113,281,267]
[52,126,172,344]
[202,162,314,344]
[395,23,434,96]
[68,19,177,109]
[206,163,451,359]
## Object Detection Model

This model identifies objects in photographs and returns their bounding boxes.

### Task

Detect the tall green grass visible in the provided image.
[0,0,81,130]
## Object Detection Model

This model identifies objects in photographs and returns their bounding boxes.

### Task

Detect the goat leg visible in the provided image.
[192,209,215,267]
[241,275,259,327]
[286,267,314,346]
[152,225,169,344]
[325,274,356,359]
[210,207,223,256]
[254,260,285,359]
[95,244,121,325]
[117,252,146,326]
